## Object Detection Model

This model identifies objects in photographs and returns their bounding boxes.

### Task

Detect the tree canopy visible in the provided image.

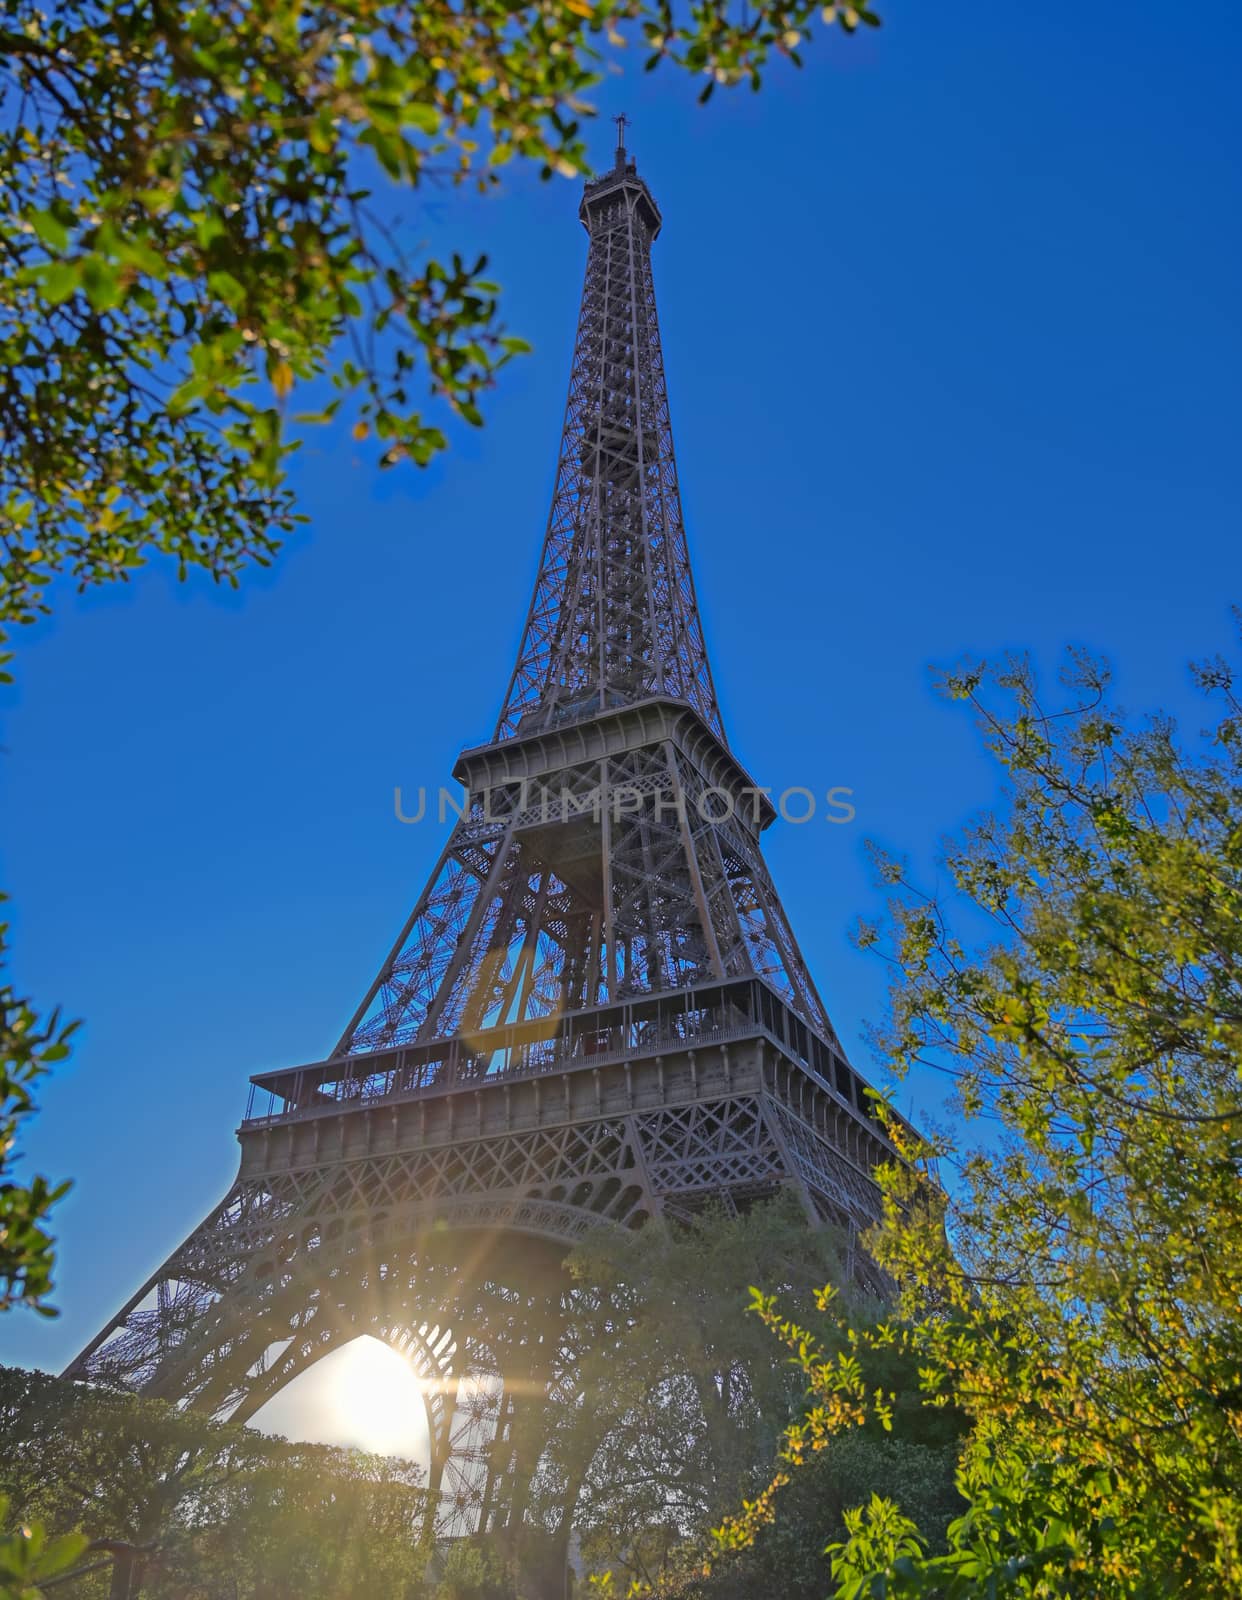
[519,1194,959,1597]
[0,0,877,641]
[551,1194,852,1582]
[0,1365,430,1598]
[718,636,1242,1597]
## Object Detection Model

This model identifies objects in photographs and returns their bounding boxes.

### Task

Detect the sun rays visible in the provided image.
[252,1336,431,1464]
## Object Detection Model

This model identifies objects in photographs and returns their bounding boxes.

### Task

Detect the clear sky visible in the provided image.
[2,0,1239,1415]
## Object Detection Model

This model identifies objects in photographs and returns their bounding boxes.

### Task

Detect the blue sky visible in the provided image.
[2,0,1239,1397]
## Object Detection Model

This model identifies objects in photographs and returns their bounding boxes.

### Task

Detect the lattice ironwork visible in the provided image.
[338,733,834,1056]
[495,136,721,744]
[67,132,903,1560]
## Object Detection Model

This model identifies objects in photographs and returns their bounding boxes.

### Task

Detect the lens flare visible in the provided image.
[252,1335,430,1464]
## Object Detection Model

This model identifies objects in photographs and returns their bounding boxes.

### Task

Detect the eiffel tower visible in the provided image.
[66,126,903,1550]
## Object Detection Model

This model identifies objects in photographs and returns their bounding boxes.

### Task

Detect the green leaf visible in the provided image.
[112,231,169,276]
[28,209,71,252]
[405,102,440,134]
[79,257,124,312]
[33,261,81,305]
[167,377,206,417]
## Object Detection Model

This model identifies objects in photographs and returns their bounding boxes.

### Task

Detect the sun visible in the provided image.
[252,1335,431,1463]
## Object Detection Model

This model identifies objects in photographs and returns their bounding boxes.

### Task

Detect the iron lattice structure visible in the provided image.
[67,135,905,1550]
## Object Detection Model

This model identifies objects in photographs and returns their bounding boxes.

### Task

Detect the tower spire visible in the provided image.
[496,131,722,744]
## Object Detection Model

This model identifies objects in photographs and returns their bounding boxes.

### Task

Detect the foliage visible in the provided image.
[152,1447,430,1599]
[0,1365,428,1598]
[0,913,74,1315]
[638,1286,965,1598]
[535,1193,884,1592]
[703,1424,960,1598]
[432,1538,515,1600]
[720,637,1242,1597]
[0,1496,89,1600]
[0,0,878,643]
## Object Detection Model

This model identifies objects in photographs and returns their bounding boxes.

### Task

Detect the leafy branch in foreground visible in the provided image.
[0,1497,89,1600]
[0,909,74,1316]
[716,629,1242,1597]
[0,0,878,638]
